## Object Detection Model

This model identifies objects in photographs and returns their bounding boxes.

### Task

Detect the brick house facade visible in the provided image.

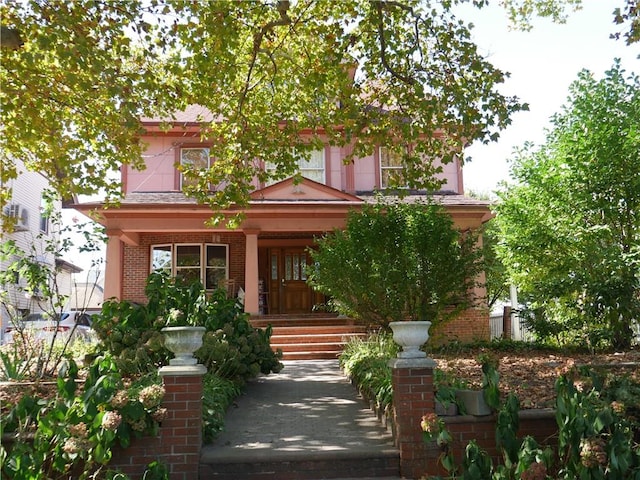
[73,106,492,342]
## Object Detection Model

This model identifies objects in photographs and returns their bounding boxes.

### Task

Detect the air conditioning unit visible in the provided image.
[3,203,29,231]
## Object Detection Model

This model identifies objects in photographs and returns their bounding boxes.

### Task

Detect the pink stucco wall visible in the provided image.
[126,134,462,194]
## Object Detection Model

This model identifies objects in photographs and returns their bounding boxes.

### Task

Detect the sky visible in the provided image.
[455,1,640,196]
[65,1,640,273]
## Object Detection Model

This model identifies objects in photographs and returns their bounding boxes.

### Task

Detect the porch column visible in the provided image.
[103,234,123,300]
[243,229,260,315]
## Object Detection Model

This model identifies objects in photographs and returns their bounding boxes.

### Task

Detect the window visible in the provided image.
[151,244,172,273]
[180,147,210,190]
[150,243,229,290]
[40,198,49,233]
[265,149,325,185]
[380,146,406,188]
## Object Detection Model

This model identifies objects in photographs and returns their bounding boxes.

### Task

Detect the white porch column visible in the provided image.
[243,229,260,315]
[103,235,123,300]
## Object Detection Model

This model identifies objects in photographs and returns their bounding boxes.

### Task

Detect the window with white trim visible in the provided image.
[40,197,49,233]
[265,149,325,185]
[150,243,228,290]
[180,147,210,190]
[380,146,406,188]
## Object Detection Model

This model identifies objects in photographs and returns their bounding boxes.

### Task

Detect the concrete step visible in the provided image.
[250,315,360,328]
[251,316,370,361]
[271,327,367,343]
[200,450,400,479]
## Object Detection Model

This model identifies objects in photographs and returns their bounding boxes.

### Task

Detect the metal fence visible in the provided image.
[489,307,534,342]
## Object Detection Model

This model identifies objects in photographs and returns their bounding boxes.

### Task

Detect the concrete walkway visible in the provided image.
[200,360,402,479]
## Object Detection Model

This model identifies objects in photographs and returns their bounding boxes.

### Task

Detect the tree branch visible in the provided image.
[238,0,292,117]
[372,0,416,85]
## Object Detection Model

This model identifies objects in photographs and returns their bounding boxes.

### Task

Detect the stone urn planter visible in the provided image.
[161,326,206,366]
[389,321,432,358]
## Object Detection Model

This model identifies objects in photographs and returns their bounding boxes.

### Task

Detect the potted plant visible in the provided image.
[310,200,483,358]
[146,272,209,366]
[161,308,206,366]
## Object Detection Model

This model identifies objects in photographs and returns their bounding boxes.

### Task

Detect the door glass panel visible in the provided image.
[285,255,292,280]
[301,253,307,280]
[293,254,300,280]
[271,254,278,280]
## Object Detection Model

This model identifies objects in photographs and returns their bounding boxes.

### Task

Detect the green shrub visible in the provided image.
[92,272,283,383]
[1,355,166,480]
[308,200,483,328]
[201,374,243,443]
[339,332,397,413]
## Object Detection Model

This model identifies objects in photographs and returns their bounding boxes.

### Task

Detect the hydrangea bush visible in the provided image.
[1,355,166,479]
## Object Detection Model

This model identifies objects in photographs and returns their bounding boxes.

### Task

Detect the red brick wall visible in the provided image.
[390,360,438,479]
[109,370,205,480]
[118,232,490,344]
[431,307,491,344]
[121,233,245,303]
[390,361,558,479]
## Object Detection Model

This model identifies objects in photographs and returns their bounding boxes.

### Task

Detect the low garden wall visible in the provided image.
[108,365,206,480]
[16,356,556,480]
[388,357,559,479]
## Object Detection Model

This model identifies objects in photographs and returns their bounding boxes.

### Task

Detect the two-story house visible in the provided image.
[73,106,493,341]
[0,158,83,342]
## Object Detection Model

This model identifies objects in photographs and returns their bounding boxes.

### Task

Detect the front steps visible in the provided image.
[250,315,370,360]
[200,450,400,480]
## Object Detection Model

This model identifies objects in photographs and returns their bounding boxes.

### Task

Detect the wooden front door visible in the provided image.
[268,248,313,314]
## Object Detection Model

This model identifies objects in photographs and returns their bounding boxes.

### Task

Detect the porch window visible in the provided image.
[151,244,172,273]
[180,147,210,190]
[380,146,406,188]
[150,243,228,289]
[265,149,325,185]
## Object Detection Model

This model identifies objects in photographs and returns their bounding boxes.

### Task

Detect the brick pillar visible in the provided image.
[389,357,439,480]
[158,364,207,480]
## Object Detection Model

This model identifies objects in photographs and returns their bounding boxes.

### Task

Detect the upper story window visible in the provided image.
[150,243,228,290]
[39,198,49,233]
[380,146,406,189]
[265,149,325,185]
[180,147,210,190]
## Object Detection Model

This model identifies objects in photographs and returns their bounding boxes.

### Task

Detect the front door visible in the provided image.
[268,248,312,314]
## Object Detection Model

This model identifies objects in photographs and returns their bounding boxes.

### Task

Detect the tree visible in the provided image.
[499,0,639,45]
[308,200,483,328]
[481,219,510,310]
[495,60,640,349]
[1,0,527,226]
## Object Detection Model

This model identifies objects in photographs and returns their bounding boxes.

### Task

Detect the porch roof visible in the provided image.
[70,178,493,246]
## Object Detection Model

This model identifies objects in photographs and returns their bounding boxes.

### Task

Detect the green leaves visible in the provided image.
[495,60,640,350]
[2,0,525,218]
[309,200,483,327]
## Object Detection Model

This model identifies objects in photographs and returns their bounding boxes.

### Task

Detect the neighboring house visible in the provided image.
[0,158,82,341]
[73,106,493,342]
[67,281,104,312]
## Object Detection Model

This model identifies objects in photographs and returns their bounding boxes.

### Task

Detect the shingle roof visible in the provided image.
[85,190,490,209]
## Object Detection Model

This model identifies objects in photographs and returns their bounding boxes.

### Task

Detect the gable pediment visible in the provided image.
[250,177,362,202]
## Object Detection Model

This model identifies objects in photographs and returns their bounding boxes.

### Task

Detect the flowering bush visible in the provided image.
[92,272,283,383]
[1,355,166,479]
[420,365,640,479]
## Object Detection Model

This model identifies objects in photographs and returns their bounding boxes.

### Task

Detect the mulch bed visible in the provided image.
[432,349,640,409]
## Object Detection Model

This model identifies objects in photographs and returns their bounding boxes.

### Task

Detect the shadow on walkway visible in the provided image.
[201,359,398,464]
